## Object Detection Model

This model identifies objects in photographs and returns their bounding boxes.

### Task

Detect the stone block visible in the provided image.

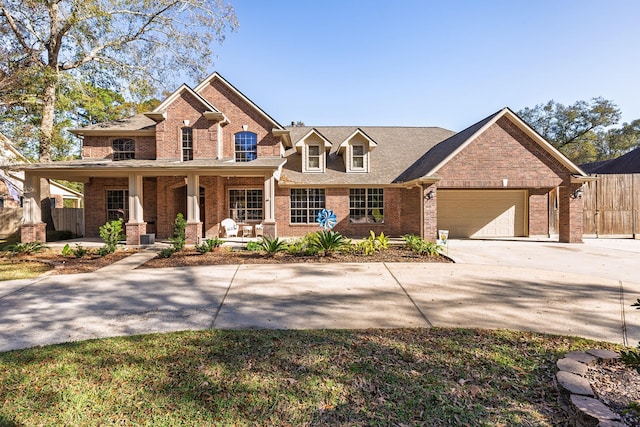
[556,371,594,396]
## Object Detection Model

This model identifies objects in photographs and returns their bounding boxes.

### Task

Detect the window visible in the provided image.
[290,188,325,224]
[349,188,384,223]
[307,145,321,170]
[106,189,128,221]
[112,138,135,161]
[352,145,365,169]
[235,132,257,162]
[182,127,193,161]
[229,189,263,222]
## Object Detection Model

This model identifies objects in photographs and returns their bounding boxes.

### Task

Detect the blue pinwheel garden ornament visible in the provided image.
[316,208,337,230]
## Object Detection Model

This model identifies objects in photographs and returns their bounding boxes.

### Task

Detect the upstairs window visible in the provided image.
[112,138,135,161]
[235,132,257,162]
[352,145,365,170]
[307,145,321,170]
[182,127,193,161]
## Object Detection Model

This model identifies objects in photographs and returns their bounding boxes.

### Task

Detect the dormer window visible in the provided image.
[352,144,365,170]
[181,127,193,161]
[235,131,257,162]
[307,145,321,170]
[112,138,135,161]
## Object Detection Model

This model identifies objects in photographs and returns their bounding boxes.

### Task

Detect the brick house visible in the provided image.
[14,72,591,244]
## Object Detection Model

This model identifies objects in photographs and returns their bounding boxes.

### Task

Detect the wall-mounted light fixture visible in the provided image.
[183,120,190,127]
[425,190,435,200]
[242,124,249,131]
[570,188,583,199]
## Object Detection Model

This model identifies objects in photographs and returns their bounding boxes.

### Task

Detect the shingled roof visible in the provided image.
[280,126,455,185]
[580,146,640,174]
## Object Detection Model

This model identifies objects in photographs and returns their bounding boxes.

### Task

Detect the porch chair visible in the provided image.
[221,218,239,238]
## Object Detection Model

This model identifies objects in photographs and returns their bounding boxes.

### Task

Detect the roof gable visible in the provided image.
[194,72,286,131]
[146,84,225,122]
[395,108,587,183]
[338,128,378,152]
[294,129,332,153]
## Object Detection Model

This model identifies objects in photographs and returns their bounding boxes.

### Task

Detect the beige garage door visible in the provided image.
[437,190,527,238]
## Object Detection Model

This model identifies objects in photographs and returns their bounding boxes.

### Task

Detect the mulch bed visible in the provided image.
[1,250,137,275]
[141,245,452,269]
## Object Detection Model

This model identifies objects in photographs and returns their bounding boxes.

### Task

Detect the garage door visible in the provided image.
[437,190,527,238]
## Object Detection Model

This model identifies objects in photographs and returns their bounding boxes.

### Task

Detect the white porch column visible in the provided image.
[128,173,144,223]
[23,172,42,224]
[264,174,275,221]
[186,173,200,223]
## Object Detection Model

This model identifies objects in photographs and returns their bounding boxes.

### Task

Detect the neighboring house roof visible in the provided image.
[579,146,640,174]
[70,114,157,136]
[280,126,455,186]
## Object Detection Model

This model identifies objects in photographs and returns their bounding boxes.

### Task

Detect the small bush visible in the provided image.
[158,247,175,258]
[61,243,73,257]
[309,230,349,256]
[5,241,48,256]
[95,245,113,257]
[195,238,223,254]
[355,231,389,256]
[99,219,124,254]
[72,244,89,258]
[169,213,187,252]
[286,234,318,256]
[246,241,261,252]
[402,234,442,257]
[259,236,288,256]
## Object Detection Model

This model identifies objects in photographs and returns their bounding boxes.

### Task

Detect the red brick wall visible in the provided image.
[156,92,219,160]
[559,184,583,243]
[82,136,156,159]
[83,177,128,237]
[528,189,549,236]
[437,117,570,188]
[274,185,420,238]
[198,79,281,158]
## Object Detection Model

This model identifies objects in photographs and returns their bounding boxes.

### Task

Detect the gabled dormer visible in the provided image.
[295,129,332,173]
[338,129,377,173]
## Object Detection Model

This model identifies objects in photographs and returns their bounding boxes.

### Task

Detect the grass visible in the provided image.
[0,261,51,281]
[0,328,621,426]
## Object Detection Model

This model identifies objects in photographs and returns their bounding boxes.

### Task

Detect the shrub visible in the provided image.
[195,238,223,254]
[246,241,262,252]
[99,219,124,254]
[169,213,187,252]
[72,244,89,258]
[355,231,389,256]
[95,245,113,257]
[4,241,48,256]
[402,234,442,257]
[158,247,175,258]
[259,236,288,256]
[309,230,349,256]
[286,234,318,256]
[61,243,73,257]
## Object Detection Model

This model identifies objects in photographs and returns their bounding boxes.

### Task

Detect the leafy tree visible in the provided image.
[518,98,621,164]
[0,0,237,162]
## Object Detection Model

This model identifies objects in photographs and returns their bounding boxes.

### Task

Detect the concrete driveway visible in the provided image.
[1,238,639,352]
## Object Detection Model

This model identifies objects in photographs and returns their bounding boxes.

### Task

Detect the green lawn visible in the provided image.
[0,261,51,281]
[0,328,619,426]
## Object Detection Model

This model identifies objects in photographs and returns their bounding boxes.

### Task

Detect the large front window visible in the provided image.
[235,132,257,162]
[349,188,383,223]
[112,138,135,161]
[106,189,128,221]
[182,127,193,161]
[290,188,325,224]
[229,189,263,222]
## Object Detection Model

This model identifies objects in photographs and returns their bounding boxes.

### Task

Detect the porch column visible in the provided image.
[185,173,202,243]
[21,172,46,242]
[126,173,146,245]
[262,174,277,237]
[559,184,584,243]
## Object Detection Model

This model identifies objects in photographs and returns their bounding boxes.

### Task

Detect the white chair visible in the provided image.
[254,223,264,237]
[221,218,239,238]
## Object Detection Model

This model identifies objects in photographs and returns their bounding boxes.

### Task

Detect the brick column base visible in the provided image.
[262,221,277,238]
[185,222,202,244]
[126,222,147,246]
[21,223,47,243]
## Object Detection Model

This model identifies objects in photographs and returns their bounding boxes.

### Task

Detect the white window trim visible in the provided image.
[303,142,325,173]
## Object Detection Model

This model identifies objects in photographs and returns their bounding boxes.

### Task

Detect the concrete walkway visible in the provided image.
[1,238,639,352]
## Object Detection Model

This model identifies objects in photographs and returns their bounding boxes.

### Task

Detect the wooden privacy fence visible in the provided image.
[52,208,84,237]
[582,174,640,237]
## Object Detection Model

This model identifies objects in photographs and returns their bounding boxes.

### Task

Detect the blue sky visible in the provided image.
[199,0,640,132]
